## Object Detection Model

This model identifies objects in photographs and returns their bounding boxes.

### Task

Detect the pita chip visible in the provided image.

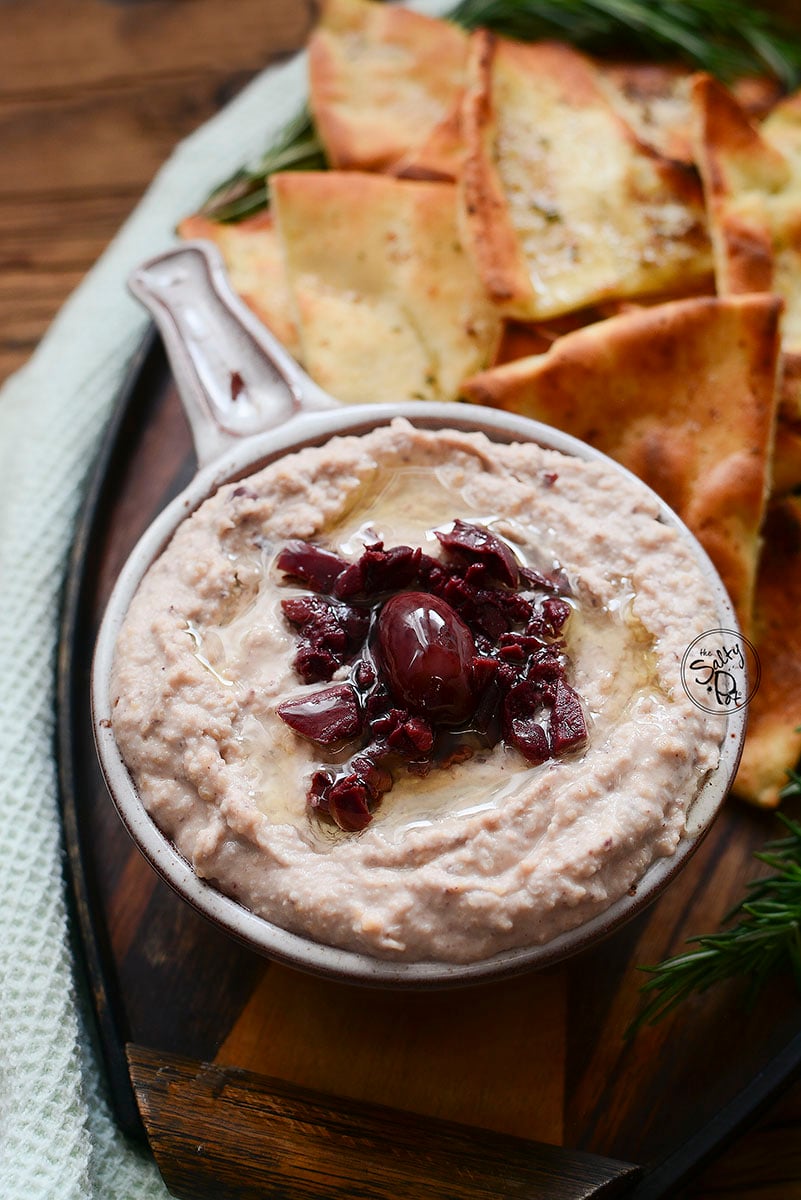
[761,91,801,363]
[271,171,501,405]
[459,33,712,321]
[178,212,301,360]
[733,497,801,808]
[691,75,801,424]
[308,0,467,179]
[599,62,696,164]
[690,74,789,294]
[490,283,715,367]
[461,294,782,634]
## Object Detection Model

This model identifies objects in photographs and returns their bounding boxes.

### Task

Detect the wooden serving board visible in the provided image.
[58,329,801,1199]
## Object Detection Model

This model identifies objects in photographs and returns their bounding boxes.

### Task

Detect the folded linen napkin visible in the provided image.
[0,48,310,1191]
[0,45,317,1198]
[0,4,453,1194]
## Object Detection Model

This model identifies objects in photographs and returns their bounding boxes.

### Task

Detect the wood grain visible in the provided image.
[216,963,566,1143]
[11,0,801,1196]
[127,1044,640,1200]
[0,0,315,383]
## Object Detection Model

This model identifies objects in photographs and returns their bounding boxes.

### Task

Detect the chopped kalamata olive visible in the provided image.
[353,659,376,689]
[520,565,571,595]
[387,714,435,756]
[276,519,585,829]
[542,596,572,634]
[502,679,551,763]
[281,595,369,683]
[506,719,550,764]
[331,542,423,599]
[436,520,520,587]
[316,753,393,832]
[360,543,422,595]
[549,678,588,754]
[502,679,551,764]
[276,541,347,593]
[277,683,362,746]
[326,777,374,832]
[377,591,477,725]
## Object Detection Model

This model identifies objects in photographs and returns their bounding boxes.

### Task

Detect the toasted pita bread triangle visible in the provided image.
[308,0,467,179]
[733,497,801,808]
[459,33,712,321]
[461,294,782,634]
[690,74,789,293]
[271,171,501,404]
[178,213,301,360]
[761,91,801,365]
[691,74,801,424]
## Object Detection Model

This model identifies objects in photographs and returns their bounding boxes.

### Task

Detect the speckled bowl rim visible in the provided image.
[91,400,747,988]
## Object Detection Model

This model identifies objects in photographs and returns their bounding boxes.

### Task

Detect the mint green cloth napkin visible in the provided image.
[0,5,450,1196]
[0,46,308,1194]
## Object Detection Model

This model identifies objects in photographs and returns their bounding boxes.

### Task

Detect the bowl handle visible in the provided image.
[128,240,338,467]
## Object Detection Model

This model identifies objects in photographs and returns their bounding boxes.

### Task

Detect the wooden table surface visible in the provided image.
[3,1,800,1196]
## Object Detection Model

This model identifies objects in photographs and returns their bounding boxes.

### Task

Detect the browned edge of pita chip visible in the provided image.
[458,30,534,312]
[733,497,801,808]
[690,73,790,296]
[461,294,782,636]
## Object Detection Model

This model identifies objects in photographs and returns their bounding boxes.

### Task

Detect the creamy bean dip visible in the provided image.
[111,419,723,962]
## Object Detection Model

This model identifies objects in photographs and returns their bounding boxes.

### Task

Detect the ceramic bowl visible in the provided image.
[91,243,747,987]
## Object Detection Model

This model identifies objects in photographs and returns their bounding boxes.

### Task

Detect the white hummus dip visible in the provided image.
[111,419,723,962]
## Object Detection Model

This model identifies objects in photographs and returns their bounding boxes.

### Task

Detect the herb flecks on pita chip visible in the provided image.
[308,0,467,180]
[271,171,501,405]
[734,498,801,809]
[459,33,712,321]
[461,294,782,635]
[178,213,301,360]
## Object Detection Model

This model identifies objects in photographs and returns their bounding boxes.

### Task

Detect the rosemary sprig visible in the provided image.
[781,767,801,802]
[628,813,801,1036]
[199,106,326,223]
[448,0,801,90]
[200,0,801,222]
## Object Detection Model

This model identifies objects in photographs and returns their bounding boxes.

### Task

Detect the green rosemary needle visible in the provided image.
[628,813,801,1036]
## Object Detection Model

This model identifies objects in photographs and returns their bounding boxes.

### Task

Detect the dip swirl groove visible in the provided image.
[110,419,723,962]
